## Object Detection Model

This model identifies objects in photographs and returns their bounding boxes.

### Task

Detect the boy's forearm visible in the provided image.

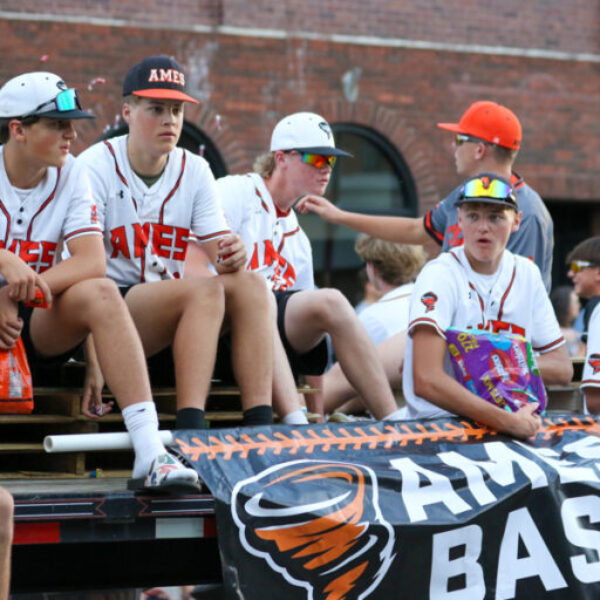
[536,346,573,385]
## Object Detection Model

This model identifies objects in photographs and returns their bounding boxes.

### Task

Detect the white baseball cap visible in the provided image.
[0,72,93,119]
[270,112,351,157]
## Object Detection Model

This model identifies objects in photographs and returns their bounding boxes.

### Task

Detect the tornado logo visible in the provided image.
[232,460,395,599]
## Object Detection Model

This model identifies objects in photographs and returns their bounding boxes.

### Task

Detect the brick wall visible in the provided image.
[0,13,598,209]
[2,1,599,54]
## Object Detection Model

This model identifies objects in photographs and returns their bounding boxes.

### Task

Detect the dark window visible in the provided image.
[297,123,417,303]
[97,121,227,178]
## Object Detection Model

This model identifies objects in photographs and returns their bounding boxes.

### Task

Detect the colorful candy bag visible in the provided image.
[446,328,547,414]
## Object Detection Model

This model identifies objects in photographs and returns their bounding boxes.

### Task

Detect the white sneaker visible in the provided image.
[327,412,372,423]
[128,452,201,494]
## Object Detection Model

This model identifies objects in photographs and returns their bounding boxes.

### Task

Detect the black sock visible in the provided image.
[242,405,273,426]
[176,408,207,429]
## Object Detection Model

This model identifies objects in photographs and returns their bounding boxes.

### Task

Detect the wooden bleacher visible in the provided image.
[0,358,587,479]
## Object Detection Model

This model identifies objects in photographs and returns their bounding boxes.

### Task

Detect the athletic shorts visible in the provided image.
[119,284,236,385]
[274,290,328,377]
[18,304,82,381]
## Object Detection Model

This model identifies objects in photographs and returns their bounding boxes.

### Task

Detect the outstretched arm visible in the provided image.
[412,326,542,440]
[296,195,429,245]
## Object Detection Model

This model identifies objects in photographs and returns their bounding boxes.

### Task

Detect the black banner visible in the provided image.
[176,415,600,599]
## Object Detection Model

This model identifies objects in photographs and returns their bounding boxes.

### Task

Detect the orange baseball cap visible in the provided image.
[437,101,522,150]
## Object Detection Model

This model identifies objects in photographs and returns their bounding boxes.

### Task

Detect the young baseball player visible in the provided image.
[297,101,554,291]
[198,112,403,421]
[404,173,572,438]
[77,55,274,429]
[322,236,426,417]
[0,71,199,492]
[566,237,600,413]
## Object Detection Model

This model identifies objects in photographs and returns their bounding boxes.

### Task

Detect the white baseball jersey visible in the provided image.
[358,283,414,345]
[0,149,100,275]
[216,173,314,291]
[77,135,230,286]
[402,246,564,419]
[581,301,600,393]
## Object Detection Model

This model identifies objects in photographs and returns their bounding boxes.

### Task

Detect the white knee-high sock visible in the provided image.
[122,401,166,478]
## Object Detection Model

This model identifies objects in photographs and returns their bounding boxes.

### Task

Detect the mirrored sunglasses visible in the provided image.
[462,176,514,201]
[298,152,336,168]
[22,88,81,118]
[570,260,597,274]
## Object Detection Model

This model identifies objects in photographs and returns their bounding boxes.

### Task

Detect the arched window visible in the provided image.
[97,121,227,178]
[297,123,417,302]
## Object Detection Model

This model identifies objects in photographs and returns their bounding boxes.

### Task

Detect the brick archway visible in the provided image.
[186,98,441,214]
[312,98,441,214]
[185,103,251,176]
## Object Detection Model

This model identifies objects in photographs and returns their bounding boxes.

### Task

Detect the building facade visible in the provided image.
[1,1,599,292]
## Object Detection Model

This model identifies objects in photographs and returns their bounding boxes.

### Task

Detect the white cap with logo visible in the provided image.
[270,112,351,157]
[0,72,93,119]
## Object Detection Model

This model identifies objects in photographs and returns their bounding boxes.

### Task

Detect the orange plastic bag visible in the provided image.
[0,337,33,414]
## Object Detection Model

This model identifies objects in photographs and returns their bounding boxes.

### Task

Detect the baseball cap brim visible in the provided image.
[294,146,353,157]
[133,89,199,104]
[455,197,517,209]
[436,122,462,133]
[35,108,95,120]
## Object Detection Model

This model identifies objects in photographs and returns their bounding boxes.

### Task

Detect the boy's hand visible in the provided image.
[216,234,247,272]
[0,288,22,350]
[505,402,542,441]
[295,195,342,223]
[81,365,114,419]
[0,250,52,307]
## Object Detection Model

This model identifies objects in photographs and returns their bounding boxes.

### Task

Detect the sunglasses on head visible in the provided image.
[288,150,336,168]
[454,133,492,147]
[461,176,515,202]
[570,260,598,274]
[21,88,81,118]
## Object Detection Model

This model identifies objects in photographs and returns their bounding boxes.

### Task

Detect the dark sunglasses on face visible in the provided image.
[454,133,492,147]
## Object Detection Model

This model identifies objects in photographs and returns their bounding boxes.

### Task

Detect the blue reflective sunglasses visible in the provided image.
[22,88,81,118]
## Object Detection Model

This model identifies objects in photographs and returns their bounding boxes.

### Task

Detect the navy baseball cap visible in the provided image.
[123,55,198,104]
[456,173,518,210]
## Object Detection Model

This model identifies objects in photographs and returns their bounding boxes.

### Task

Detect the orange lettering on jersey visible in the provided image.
[172,227,188,260]
[152,223,173,258]
[248,244,259,270]
[263,240,278,267]
[18,240,38,264]
[485,320,526,337]
[110,226,130,259]
[279,262,297,289]
[152,224,188,260]
[39,241,56,268]
[9,240,57,273]
[133,223,151,258]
